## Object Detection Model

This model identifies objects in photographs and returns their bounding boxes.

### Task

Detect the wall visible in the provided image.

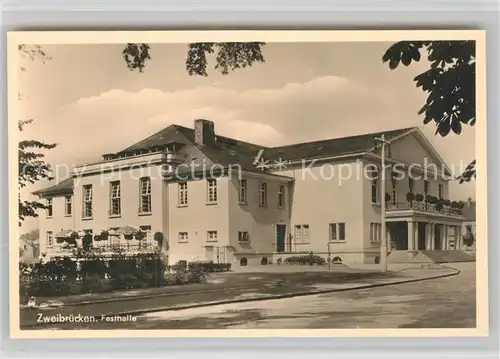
[167,176,230,264]
[277,160,365,263]
[227,172,291,265]
[38,195,76,257]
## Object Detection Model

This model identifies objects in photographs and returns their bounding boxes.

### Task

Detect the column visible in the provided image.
[457,226,462,251]
[387,227,392,251]
[430,223,435,250]
[425,223,432,250]
[407,221,415,251]
[414,221,419,250]
[443,225,448,250]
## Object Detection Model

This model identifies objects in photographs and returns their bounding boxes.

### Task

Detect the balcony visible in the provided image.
[386,200,464,219]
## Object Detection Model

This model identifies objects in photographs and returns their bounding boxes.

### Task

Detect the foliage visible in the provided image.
[406,192,415,202]
[123,42,265,77]
[415,193,424,202]
[384,192,391,203]
[284,252,326,266]
[462,231,475,247]
[18,44,56,226]
[382,41,476,182]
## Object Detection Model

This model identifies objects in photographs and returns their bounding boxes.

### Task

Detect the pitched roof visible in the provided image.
[265,127,414,162]
[31,177,73,197]
[462,201,476,221]
[32,124,418,195]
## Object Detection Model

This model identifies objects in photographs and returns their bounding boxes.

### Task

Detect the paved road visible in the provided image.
[41,262,475,329]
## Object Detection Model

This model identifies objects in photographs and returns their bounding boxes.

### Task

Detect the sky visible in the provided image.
[17,41,476,232]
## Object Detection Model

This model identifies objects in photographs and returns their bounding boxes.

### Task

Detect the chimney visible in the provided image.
[194,119,216,147]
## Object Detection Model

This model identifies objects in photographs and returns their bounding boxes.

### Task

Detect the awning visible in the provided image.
[55,229,74,239]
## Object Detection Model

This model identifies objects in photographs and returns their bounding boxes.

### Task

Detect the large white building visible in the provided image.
[34,119,468,266]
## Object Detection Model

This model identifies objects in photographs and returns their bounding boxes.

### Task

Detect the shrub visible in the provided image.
[284,252,326,266]
[277,258,283,265]
[81,275,107,293]
[463,232,474,247]
[187,261,231,273]
[415,193,424,202]
[385,192,391,203]
[406,192,415,202]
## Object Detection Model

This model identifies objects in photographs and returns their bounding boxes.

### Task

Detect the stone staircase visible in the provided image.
[388,250,475,264]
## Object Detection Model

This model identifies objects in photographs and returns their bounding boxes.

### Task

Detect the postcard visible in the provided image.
[8,30,487,338]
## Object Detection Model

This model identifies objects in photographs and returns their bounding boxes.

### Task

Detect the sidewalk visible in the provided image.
[20,264,459,329]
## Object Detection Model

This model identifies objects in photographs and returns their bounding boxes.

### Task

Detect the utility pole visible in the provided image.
[374,134,390,272]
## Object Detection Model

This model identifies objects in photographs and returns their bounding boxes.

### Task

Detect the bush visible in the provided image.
[406,192,415,202]
[415,193,424,202]
[284,252,326,266]
[187,261,231,273]
[81,275,107,293]
[276,258,283,265]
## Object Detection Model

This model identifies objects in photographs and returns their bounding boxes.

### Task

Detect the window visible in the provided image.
[424,180,430,195]
[139,177,152,213]
[238,231,250,242]
[238,179,247,204]
[330,223,346,241]
[371,169,379,204]
[207,230,218,242]
[207,179,218,204]
[178,232,188,242]
[47,231,53,246]
[409,178,414,192]
[110,181,121,216]
[82,185,93,218]
[439,184,444,199]
[294,224,310,243]
[259,182,267,206]
[391,172,398,205]
[64,196,72,216]
[178,182,188,206]
[370,223,381,243]
[46,198,53,217]
[277,185,285,208]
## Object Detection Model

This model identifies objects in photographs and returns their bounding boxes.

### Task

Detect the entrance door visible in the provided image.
[276,224,286,252]
[205,246,214,261]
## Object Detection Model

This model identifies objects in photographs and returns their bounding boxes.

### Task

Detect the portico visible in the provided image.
[385,201,464,252]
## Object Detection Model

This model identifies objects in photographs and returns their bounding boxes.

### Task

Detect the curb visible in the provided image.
[21,266,460,328]
[21,268,385,308]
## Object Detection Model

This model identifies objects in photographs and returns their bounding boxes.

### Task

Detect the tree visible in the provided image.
[122,42,266,76]
[18,45,56,226]
[381,41,476,182]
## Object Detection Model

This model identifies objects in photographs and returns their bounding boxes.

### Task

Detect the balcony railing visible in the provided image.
[48,240,160,255]
[386,201,463,217]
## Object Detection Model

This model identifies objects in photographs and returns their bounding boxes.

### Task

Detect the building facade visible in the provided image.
[34,119,466,266]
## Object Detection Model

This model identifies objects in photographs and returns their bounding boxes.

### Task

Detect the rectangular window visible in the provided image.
[259,182,267,206]
[424,180,430,195]
[207,179,218,204]
[178,232,188,242]
[371,169,379,204]
[139,177,152,213]
[294,224,310,243]
[207,230,218,242]
[294,225,302,242]
[178,182,188,206]
[277,185,285,209]
[329,223,337,241]
[409,178,414,192]
[438,184,444,199]
[47,231,53,246]
[46,198,53,217]
[64,196,72,216]
[238,231,250,243]
[110,181,121,216]
[370,223,381,243]
[338,223,345,241]
[238,179,247,204]
[330,223,346,241]
[82,185,93,218]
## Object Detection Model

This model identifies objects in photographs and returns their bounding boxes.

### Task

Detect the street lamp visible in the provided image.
[374,134,390,273]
